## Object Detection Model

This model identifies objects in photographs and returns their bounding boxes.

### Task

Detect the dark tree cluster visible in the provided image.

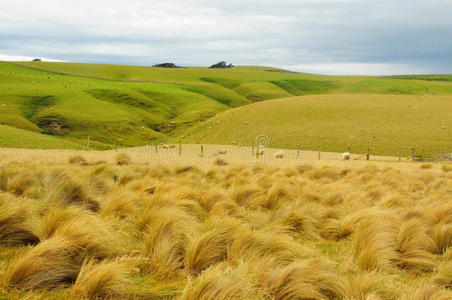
[153,63,181,68]
[210,61,234,68]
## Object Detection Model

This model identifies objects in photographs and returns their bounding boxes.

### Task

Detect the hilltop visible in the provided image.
[1,61,452,152]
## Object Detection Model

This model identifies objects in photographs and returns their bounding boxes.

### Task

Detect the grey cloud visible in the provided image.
[0,0,451,74]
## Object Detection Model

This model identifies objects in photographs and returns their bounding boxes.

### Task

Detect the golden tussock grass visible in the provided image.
[0,200,39,246]
[257,258,346,300]
[4,236,82,290]
[116,153,131,166]
[0,150,451,298]
[68,155,88,166]
[73,259,129,299]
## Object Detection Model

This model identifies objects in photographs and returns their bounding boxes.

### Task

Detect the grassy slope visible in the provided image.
[2,61,452,152]
[0,125,83,149]
[0,62,229,149]
[183,94,452,156]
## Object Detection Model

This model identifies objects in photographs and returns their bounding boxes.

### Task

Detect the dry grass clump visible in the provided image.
[442,165,452,172]
[352,216,398,272]
[431,224,452,255]
[433,261,452,289]
[0,201,39,246]
[228,227,311,268]
[4,236,82,290]
[1,151,451,298]
[73,259,129,299]
[100,189,136,218]
[141,206,197,277]
[400,284,452,300]
[68,155,87,165]
[343,271,395,299]
[186,217,240,275]
[420,163,433,169]
[396,219,435,272]
[258,258,346,299]
[116,153,131,165]
[214,157,228,166]
[180,263,257,300]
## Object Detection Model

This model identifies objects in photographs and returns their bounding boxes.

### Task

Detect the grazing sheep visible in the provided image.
[218,149,228,155]
[238,143,242,147]
[161,144,170,149]
[442,126,447,130]
[169,145,176,148]
[274,151,284,159]
[342,152,351,160]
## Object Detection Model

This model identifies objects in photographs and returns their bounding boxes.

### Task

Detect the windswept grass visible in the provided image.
[0,150,451,298]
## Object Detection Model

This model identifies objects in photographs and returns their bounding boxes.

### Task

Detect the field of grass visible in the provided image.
[183,94,452,156]
[0,149,451,299]
[2,61,452,152]
[0,62,230,149]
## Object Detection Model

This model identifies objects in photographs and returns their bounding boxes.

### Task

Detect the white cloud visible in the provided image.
[283,63,430,76]
[0,53,63,62]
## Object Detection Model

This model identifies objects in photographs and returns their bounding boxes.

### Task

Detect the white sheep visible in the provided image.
[218,149,228,155]
[274,151,284,159]
[161,144,170,149]
[342,152,351,160]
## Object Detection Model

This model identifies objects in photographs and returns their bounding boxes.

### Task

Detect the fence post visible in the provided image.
[154,144,158,153]
[179,140,182,156]
[201,145,204,156]
[366,148,370,161]
[318,150,321,160]
[398,151,401,162]
[115,143,117,152]
[347,146,351,153]
[86,136,90,151]
[411,148,416,161]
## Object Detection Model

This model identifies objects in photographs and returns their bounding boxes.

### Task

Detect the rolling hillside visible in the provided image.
[1,61,452,151]
[183,94,452,156]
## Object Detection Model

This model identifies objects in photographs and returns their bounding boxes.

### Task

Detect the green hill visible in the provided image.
[183,94,452,156]
[1,61,452,150]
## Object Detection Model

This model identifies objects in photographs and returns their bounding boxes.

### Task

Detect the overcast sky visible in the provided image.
[0,0,451,75]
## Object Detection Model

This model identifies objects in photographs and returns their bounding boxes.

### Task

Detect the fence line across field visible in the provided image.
[113,144,418,167]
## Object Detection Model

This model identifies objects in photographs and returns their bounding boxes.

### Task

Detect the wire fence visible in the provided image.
[112,143,420,168]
